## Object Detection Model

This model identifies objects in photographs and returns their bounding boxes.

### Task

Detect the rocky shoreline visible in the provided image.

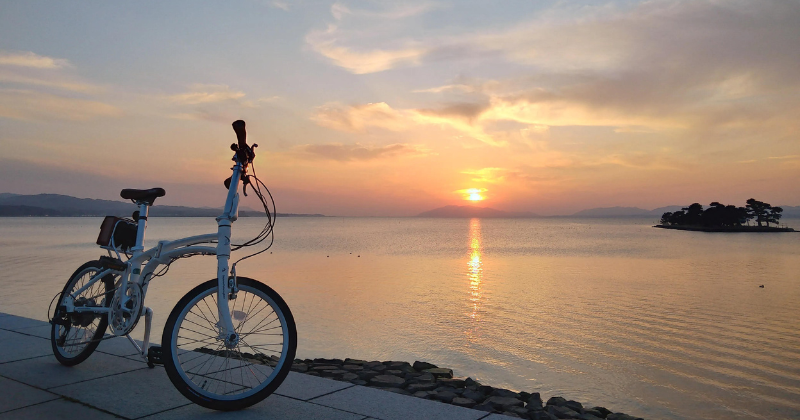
[290,357,644,420]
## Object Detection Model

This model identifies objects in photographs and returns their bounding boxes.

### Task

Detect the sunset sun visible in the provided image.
[462,188,485,202]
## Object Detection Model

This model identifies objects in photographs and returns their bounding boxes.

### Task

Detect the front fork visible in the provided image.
[216,221,238,348]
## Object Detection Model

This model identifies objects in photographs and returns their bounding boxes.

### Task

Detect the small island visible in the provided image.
[655,198,795,232]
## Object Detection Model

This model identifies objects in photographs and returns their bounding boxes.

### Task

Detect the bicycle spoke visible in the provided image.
[190,305,219,333]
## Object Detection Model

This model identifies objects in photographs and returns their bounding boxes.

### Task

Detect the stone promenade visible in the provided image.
[0,312,503,420]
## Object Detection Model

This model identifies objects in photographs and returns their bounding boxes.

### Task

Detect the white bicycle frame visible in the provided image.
[65,157,246,360]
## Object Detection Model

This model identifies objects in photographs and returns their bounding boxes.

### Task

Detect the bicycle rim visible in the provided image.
[167,283,291,401]
[54,266,110,360]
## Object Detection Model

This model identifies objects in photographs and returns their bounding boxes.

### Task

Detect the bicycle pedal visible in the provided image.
[147,345,163,368]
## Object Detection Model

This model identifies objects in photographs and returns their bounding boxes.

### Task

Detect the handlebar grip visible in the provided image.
[232,120,247,148]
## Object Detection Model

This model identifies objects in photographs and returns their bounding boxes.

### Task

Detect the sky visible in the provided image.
[0,0,798,216]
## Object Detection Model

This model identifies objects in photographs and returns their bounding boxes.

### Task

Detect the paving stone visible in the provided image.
[0,398,120,420]
[312,385,487,420]
[0,330,53,364]
[147,393,365,420]
[50,366,189,419]
[9,324,51,339]
[0,315,49,332]
[0,352,145,389]
[97,336,144,357]
[0,377,58,414]
[274,371,353,401]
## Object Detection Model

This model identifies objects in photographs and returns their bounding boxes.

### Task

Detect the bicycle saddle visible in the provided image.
[120,188,166,205]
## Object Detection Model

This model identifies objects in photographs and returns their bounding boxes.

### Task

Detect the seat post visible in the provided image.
[132,202,149,254]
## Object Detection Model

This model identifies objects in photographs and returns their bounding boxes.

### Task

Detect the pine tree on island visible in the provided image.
[659,199,789,231]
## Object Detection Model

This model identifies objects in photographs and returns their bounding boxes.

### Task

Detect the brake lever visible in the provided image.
[242,178,249,197]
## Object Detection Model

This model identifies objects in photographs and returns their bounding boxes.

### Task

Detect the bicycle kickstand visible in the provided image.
[125,307,162,368]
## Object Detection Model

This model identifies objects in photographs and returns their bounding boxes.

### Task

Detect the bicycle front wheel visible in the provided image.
[162,277,297,411]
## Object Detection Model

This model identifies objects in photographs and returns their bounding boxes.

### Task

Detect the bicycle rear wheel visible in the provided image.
[162,277,297,411]
[51,260,115,366]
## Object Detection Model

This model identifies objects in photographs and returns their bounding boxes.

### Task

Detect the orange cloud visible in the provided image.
[292,142,428,162]
[0,51,70,69]
[0,89,120,121]
[167,84,246,105]
[311,101,505,146]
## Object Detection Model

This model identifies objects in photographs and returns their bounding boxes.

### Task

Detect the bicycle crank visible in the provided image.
[108,283,144,336]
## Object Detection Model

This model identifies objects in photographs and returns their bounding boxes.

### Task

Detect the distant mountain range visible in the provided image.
[0,193,324,217]
[417,204,800,218]
[568,206,684,218]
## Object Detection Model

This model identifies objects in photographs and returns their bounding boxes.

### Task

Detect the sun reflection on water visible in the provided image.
[466,218,483,340]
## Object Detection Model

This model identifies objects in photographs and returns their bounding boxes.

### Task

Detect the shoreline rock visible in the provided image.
[291,357,644,420]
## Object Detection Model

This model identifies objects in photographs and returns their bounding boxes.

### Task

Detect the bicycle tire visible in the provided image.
[51,260,115,366]
[161,277,297,411]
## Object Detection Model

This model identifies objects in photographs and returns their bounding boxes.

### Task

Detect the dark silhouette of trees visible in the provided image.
[660,199,780,228]
[767,206,783,227]
[746,198,770,227]
[701,202,748,227]
[683,203,704,225]
[744,198,784,227]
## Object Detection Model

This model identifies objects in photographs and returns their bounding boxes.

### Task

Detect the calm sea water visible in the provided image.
[1,217,799,419]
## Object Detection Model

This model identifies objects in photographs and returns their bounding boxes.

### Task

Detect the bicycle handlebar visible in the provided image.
[230,119,257,166]
[225,119,257,193]
[232,120,247,149]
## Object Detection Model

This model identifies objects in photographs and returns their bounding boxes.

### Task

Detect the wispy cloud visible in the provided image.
[330,2,436,20]
[463,168,516,183]
[311,102,408,132]
[0,50,104,94]
[293,142,428,161]
[0,72,102,93]
[0,51,118,121]
[462,167,564,185]
[417,102,489,123]
[413,84,475,94]
[271,1,289,11]
[0,89,121,121]
[311,101,504,146]
[167,84,246,105]
[330,3,350,20]
[0,51,70,69]
[305,3,438,74]
[306,24,425,74]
